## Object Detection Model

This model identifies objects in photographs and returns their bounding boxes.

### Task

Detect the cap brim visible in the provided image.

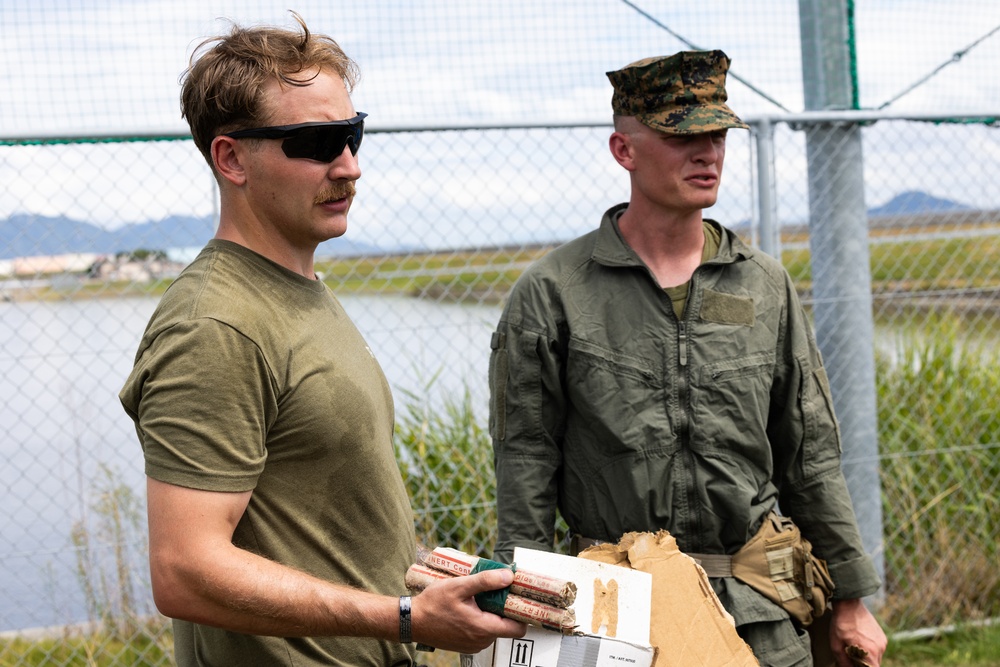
[638,104,749,135]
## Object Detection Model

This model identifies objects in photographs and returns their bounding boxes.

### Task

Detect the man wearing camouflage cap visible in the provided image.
[488,50,887,666]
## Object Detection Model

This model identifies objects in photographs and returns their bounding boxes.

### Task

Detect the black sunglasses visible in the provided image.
[223,112,367,162]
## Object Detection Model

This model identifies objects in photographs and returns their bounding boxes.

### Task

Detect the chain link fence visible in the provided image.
[2,1,999,665]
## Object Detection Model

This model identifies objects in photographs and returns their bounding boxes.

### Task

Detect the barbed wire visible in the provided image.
[876,22,1000,110]
[617,0,793,113]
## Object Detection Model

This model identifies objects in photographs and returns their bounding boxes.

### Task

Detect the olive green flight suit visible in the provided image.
[489,205,881,666]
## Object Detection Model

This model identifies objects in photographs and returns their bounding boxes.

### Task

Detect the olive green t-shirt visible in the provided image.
[120,240,416,666]
[663,220,721,319]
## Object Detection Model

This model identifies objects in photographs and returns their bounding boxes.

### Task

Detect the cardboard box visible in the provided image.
[579,531,758,667]
[464,626,656,667]
[466,547,656,667]
[468,533,759,667]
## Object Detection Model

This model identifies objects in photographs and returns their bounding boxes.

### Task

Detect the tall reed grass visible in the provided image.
[875,313,1000,630]
[394,383,498,554]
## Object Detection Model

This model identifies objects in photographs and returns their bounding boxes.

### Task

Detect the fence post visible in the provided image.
[753,118,781,258]
[798,0,885,601]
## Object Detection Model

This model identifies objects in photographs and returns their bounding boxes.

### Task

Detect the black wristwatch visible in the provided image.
[399,595,413,644]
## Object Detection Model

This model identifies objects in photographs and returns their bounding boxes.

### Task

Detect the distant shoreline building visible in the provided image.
[0,251,186,282]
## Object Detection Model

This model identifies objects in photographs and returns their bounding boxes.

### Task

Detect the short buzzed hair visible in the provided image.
[180,12,358,167]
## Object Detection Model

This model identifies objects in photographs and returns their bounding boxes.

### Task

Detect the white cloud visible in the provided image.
[2,0,998,231]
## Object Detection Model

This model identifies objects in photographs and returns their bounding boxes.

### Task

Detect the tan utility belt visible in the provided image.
[570,512,834,627]
[571,534,735,576]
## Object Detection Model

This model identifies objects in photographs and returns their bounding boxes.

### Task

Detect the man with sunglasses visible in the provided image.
[120,14,525,666]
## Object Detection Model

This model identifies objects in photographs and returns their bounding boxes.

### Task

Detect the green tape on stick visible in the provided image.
[471,558,515,615]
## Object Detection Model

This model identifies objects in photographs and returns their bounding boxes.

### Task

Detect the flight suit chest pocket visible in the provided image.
[567,337,659,388]
[565,338,663,452]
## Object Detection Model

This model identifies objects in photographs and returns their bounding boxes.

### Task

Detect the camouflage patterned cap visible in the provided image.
[607,50,748,134]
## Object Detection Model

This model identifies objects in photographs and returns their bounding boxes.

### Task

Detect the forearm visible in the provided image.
[151,539,398,639]
[152,540,528,654]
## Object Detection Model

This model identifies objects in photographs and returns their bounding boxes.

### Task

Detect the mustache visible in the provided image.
[314,181,356,204]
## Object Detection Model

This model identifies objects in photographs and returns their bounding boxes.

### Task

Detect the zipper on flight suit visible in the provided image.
[678,321,688,367]
[676,272,704,552]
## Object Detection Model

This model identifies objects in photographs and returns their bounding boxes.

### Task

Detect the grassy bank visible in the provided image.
[884,623,1000,666]
[5,224,997,305]
[315,227,1000,303]
[5,623,1000,667]
[0,625,172,667]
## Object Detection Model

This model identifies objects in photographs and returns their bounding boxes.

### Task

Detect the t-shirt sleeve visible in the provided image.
[119,318,278,492]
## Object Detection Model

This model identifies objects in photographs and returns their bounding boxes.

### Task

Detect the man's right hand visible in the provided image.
[410,568,528,654]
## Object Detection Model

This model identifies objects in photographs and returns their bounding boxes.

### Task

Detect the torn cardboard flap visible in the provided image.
[579,531,759,667]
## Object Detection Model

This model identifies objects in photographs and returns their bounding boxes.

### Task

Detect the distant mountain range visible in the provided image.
[0,190,979,260]
[867,190,971,217]
[0,213,384,260]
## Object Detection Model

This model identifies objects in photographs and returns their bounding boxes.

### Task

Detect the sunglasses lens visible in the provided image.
[281,123,364,162]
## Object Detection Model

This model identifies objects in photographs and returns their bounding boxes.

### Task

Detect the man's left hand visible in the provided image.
[829,598,887,667]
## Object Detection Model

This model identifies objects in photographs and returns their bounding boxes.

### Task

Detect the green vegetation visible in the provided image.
[71,465,147,639]
[884,623,1000,666]
[10,279,172,302]
[5,622,999,666]
[328,227,1000,302]
[875,314,1000,631]
[316,246,545,302]
[0,627,172,667]
[394,381,497,553]
[116,249,167,262]
[781,228,1000,294]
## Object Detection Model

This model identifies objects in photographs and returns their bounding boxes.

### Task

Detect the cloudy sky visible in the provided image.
[2,0,998,247]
